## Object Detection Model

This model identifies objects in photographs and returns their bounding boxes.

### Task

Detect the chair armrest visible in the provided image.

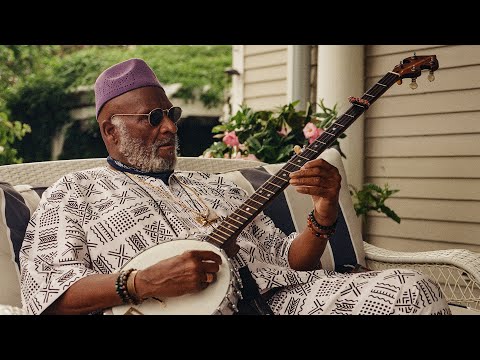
[364,242,480,310]
[0,304,26,315]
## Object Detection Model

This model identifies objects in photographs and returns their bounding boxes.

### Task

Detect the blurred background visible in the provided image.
[0,45,232,164]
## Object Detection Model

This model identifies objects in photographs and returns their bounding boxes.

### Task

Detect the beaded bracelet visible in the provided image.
[126,270,143,305]
[307,217,330,238]
[308,210,337,235]
[115,268,135,304]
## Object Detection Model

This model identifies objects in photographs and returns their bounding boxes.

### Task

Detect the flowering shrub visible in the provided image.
[202,100,400,224]
[202,100,344,163]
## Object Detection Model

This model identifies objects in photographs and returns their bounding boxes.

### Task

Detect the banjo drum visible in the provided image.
[110,239,242,315]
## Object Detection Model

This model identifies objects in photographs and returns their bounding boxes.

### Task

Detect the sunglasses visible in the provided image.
[110,106,182,126]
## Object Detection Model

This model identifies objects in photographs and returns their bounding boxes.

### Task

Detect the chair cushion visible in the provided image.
[0,182,32,307]
[221,148,366,272]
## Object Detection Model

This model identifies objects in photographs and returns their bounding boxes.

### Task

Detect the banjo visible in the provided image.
[110,54,439,315]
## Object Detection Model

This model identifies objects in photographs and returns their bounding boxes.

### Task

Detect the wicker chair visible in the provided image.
[1,157,479,314]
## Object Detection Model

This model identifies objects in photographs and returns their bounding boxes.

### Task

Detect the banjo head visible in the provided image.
[110,240,240,315]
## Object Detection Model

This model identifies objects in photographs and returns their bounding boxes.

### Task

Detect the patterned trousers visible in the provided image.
[267,268,452,315]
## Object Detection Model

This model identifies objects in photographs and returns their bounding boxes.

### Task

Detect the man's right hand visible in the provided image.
[134,250,223,300]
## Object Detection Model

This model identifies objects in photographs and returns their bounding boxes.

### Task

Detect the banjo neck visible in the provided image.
[205,55,438,258]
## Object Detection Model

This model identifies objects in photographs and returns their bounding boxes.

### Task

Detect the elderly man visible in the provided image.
[19,58,451,315]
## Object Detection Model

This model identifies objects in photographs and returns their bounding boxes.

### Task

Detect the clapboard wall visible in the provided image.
[364,45,480,253]
[242,45,288,110]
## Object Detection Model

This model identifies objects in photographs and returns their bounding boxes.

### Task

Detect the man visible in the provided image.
[20,58,451,315]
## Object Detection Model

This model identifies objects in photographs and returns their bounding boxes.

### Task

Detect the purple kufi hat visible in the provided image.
[94,58,163,118]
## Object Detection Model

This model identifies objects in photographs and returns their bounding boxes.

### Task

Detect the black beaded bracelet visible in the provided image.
[307,218,330,238]
[308,210,337,233]
[115,268,135,304]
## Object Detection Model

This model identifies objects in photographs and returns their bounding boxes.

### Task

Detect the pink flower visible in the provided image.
[303,122,323,144]
[223,131,240,147]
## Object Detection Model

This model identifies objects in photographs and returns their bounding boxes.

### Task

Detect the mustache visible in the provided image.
[154,136,177,147]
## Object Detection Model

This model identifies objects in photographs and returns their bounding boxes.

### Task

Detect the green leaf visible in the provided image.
[350,182,401,224]
[211,124,227,133]
[364,183,383,193]
[246,137,261,150]
[379,205,401,223]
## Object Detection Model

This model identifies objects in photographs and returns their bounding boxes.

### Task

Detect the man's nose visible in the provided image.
[159,116,177,133]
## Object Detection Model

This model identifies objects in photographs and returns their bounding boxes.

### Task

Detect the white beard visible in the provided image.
[112,119,178,172]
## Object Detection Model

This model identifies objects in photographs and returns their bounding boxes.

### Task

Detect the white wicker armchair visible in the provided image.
[1,157,479,314]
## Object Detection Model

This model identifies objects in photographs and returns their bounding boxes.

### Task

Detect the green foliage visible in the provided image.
[349,183,401,223]
[1,45,231,164]
[203,100,344,164]
[0,46,59,88]
[0,112,31,165]
[6,75,76,163]
[0,46,56,164]
[48,45,232,107]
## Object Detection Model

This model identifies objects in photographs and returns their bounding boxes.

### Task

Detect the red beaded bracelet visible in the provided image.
[307,218,330,238]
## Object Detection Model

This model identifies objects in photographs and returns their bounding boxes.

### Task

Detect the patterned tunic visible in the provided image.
[19,166,451,315]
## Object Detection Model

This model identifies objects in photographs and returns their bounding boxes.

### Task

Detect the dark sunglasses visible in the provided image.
[110,106,182,126]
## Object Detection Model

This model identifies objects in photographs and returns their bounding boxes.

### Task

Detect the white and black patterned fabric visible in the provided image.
[18,164,451,315]
[267,268,451,315]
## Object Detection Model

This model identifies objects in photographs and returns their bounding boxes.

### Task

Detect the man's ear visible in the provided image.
[101,119,118,145]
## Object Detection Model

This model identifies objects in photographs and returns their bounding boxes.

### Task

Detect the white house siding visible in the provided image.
[242,45,288,110]
[364,45,480,253]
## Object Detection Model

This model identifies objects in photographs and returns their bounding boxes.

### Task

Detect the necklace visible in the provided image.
[124,172,219,227]
[106,156,173,182]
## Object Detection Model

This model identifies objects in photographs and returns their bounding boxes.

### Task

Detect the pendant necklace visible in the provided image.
[124,172,219,227]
